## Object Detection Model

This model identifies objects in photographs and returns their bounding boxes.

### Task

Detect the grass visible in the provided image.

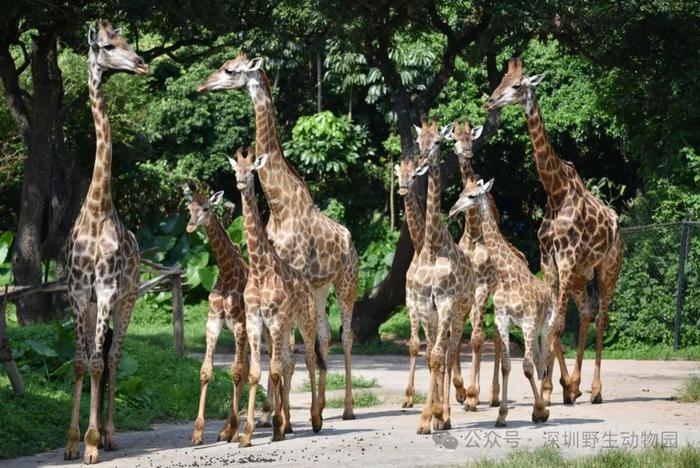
[563,344,700,361]
[296,372,378,392]
[0,301,265,460]
[326,389,381,409]
[467,445,700,467]
[678,375,700,402]
[331,337,407,355]
[412,390,427,405]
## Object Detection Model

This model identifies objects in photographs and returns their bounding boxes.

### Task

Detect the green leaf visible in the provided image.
[23,339,58,357]
[119,354,139,379]
[198,265,218,291]
[0,231,13,264]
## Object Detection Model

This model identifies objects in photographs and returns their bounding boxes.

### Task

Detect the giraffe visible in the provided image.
[485,58,623,405]
[445,121,503,412]
[411,121,475,434]
[450,178,553,426]
[183,184,252,445]
[198,51,358,419]
[229,148,325,447]
[63,20,148,464]
[394,155,467,408]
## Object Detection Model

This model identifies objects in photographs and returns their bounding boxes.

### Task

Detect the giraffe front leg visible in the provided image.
[64,297,90,460]
[192,308,223,445]
[490,332,502,407]
[552,268,574,404]
[523,323,549,424]
[451,301,468,406]
[219,319,249,443]
[403,297,420,409]
[239,313,263,448]
[569,280,593,403]
[269,332,286,443]
[591,254,620,405]
[335,270,358,421]
[281,328,295,434]
[494,312,511,427]
[256,326,274,428]
[315,301,331,417]
[299,298,323,433]
[466,287,489,410]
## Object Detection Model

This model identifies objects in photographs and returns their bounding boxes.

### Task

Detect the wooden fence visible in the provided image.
[0,258,185,395]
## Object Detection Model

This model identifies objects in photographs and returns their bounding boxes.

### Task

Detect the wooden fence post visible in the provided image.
[674,212,693,351]
[0,291,24,395]
[171,275,185,357]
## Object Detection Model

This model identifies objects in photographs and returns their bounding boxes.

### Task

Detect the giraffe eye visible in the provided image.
[225,68,236,75]
[103,44,115,51]
[512,84,521,89]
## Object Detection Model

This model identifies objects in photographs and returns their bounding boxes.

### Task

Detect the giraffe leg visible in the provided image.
[218,319,249,443]
[64,294,91,460]
[431,301,453,431]
[490,331,502,407]
[83,284,117,465]
[269,331,286,443]
[191,303,223,445]
[466,286,489,411]
[523,323,549,424]
[403,298,420,409]
[495,311,511,427]
[591,248,621,404]
[552,267,574,405]
[335,268,358,420]
[569,279,593,404]
[300,296,323,432]
[281,328,295,434]
[103,290,137,452]
[239,312,262,448]
[314,285,332,415]
[451,300,468,406]
[256,326,274,428]
[417,345,438,435]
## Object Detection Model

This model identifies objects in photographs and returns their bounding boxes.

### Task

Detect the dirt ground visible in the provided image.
[10,345,700,467]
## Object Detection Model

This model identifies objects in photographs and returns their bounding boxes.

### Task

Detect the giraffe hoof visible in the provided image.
[490,400,500,407]
[342,409,356,420]
[83,446,99,465]
[64,448,80,460]
[284,423,294,434]
[190,434,204,446]
[532,409,550,424]
[417,426,431,435]
[591,393,603,404]
[272,433,286,442]
[239,440,252,448]
[103,440,118,452]
[495,420,507,428]
[543,399,551,407]
[256,419,272,428]
[562,394,574,405]
[455,388,467,404]
[464,404,478,412]
[402,398,414,409]
[312,414,322,433]
[217,431,233,443]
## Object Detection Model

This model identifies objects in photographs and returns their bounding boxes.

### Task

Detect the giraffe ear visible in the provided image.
[209,191,225,205]
[414,164,429,177]
[471,126,483,140]
[246,57,264,72]
[113,28,123,36]
[182,183,193,202]
[525,74,545,87]
[88,27,98,47]
[394,163,401,177]
[483,178,495,193]
[439,122,455,139]
[414,125,422,138]
[227,156,237,171]
[254,153,269,170]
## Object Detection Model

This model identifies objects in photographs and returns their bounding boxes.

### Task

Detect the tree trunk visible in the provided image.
[12,27,64,324]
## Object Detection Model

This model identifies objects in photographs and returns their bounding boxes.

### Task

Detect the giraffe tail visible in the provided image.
[99,327,113,414]
[314,338,327,372]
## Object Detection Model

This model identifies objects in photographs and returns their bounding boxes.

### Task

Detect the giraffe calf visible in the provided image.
[230,148,326,447]
[450,178,553,427]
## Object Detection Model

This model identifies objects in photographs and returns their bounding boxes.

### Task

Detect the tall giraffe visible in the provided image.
[198,51,358,419]
[63,21,148,464]
[446,121,503,411]
[412,121,474,434]
[450,178,553,426]
[229,149,324,447]
[183,185,250,445]
[485,58,623,405]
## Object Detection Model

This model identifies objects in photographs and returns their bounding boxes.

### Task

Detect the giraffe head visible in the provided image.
[394,157,424,196]
[414,120,453,165]
[183,184,225,233]
[449,178,494,217]
[197,50,264,92]
[484,58,544,111]
[87,20,148,75]
[228,147,269,193]
[445,121,483,163]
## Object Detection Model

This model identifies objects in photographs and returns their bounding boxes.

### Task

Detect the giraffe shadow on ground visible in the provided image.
[451,417,605,431]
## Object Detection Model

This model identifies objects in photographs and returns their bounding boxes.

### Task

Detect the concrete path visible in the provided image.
[10,348,700,467]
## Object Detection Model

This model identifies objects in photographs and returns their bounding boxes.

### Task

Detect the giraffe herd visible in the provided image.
[62,21,622,464]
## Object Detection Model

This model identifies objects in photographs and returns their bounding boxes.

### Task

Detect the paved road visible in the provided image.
[11,348,700,467]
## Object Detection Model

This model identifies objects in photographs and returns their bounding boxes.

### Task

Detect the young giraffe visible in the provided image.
[229,148,325,447]
[485,58,623,405]
[450,178,553,426]
[198,52,358,419]
[446,121,503,412]
[412,121,475,434]
[394,156,467,408]
[63,21,148,464]
[183,185,252,445]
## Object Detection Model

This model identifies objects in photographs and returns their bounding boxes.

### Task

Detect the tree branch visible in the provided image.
[141,36,216,62]
[0,42,31,143]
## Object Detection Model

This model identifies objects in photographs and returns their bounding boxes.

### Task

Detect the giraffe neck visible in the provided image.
[458,157,482,241]
[204,214,240,270]
[424,160,447,251]
[523,88,568,203]
[85,50,113,215]
[404,185,425,252]
[247,71,313,218]
[240,185,273,274]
